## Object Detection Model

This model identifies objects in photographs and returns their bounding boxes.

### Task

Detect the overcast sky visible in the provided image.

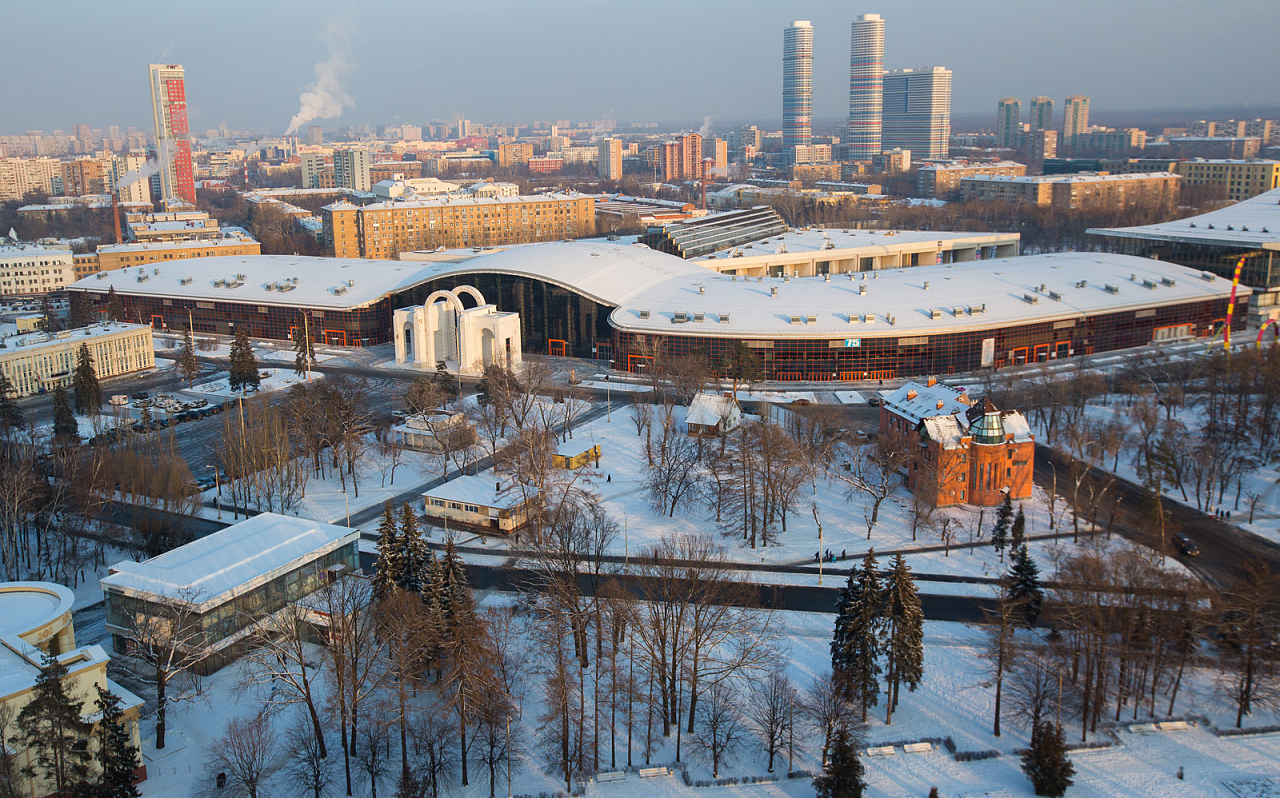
[8,0,1279,135]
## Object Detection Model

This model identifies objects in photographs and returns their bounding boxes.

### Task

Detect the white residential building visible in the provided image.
[0,243,76,296]
[0,321,155,397]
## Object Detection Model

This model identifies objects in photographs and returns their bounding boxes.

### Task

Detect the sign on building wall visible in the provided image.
[980,337,995,367]
[844,338,861,348]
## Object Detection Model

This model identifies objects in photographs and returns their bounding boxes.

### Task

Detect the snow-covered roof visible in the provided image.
[96,233,257,255]
[883,381,972,424]
[686,393,739,426]
[424,474,535,509]
[961,172,1179,185]
[0,322,148,354]
[555,439,599,457]
[1088,186,1280,250]
[0,243,75,263]
[406,243,1249,340]
[1003,411,1033,442]
[690,227,1017,263]
[67,254,455,311]
[921,415,964,449]
[100,513,358,609]
[918,160,1026,172]
[344,191,587,212]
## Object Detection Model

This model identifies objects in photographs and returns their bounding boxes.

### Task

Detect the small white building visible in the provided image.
[686,392,743,437]
[393,285,522,375]
[391,409,468,451]
[0,242,76,296]
[0,322,155,397]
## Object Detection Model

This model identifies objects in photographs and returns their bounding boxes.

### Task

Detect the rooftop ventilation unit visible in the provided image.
[783,275,790,282]
[1161,277,1177,287]
[969,304,985,315]
[178,276,192,286]
[1048,290,1062,301]
[213,278,226,287]
[887,314,896,325]
[1076,280,1088,288]
[824,273,831,282]
[638,309,650,319]
[790,315,804,325]
[953,306,966,316]
[806,314,817,324]
[849,313,859,323]
[1200,272,1216,282]
[1142,279,1158,289]
[136,273,149,282]
[929,309,942,319]
[278,283,296,292]
[770,286,779,297]
[1023,293,1038,304]
[698,285,705,295]
[858,285,867,295]
[333,285,348,295]
[1105,284,1120,294]
[672,312,688,323]
[865,313,876,324]
[693,312,704,322]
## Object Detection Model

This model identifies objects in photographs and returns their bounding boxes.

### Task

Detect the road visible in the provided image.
[1033,443,1280,588]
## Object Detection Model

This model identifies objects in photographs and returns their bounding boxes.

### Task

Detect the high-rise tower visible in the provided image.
[882,67,952,159]
[1063,95,1090,146]
[1029,96,1054,133]
[996,98,1021,149]
[147,63,196,204]
[847,13,885,160]
[783,20,814,150]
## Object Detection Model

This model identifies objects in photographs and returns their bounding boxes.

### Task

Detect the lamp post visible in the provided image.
[606,359,615,422]
[341,487,350,527]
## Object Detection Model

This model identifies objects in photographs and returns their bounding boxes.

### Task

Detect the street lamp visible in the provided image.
[341,487,350,527]
[205,465,221,520]
[606,359,615,423]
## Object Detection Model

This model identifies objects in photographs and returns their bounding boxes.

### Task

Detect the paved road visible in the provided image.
[1033,444,1280,588]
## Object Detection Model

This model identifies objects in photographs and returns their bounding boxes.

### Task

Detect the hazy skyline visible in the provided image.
[7,0,1279,135]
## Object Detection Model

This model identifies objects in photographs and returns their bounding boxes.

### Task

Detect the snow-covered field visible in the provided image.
[184,367,322,398]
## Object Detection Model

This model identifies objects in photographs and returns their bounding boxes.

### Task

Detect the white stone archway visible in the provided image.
[394,286,523,375]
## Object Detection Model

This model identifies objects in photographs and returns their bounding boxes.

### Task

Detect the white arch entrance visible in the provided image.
[392,286,523,375]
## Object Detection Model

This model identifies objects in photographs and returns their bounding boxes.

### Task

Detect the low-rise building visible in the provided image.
[391,410,469,451]
[100,513,361,674]
[0,321,154,398]
[553,440,601,469]
[685,392,742,437]
[959,172,1180,211]
[94,232,261,275]
[0,581,146,796]
[916,161,1027,199]
[422,475,538,534]
[0,242,76,296]
[880,380,1034,507]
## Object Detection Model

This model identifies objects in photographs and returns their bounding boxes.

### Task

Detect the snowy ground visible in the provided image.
[836,390,869,405]
[183,367,322,399]
[124,610,1280,798]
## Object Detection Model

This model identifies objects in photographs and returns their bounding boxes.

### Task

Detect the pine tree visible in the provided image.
[0,372,22,430]
[105,285,126,322]
[228,328,260,393]
[68,291,96,329]
[882,553,924,724]
[438,536,472,629]
[1008,545,1045,626]
[812,725,864,798]
[178,329,199,388]
[73,342,101,415]
[39,293,58,332]
[373,503,403,602]
[1021,721,1075,797]
[991,493,1013,561]
[51,386,78,441]
[92,684,142,798]
[398,503,425,593]
[293,313,315,377]
[434,361,458,401]
[16,653,92,794]
[929,789,940,798]
[1011,506,1027,550]
[831,549,883,722]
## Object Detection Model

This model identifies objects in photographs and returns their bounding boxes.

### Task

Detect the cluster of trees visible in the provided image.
[195,191,325,256]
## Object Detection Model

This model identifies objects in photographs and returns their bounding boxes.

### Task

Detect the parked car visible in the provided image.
[1173,533,1200,557]
[131,392,149,400]
[867,396,882,406]
[109,395,129,406]
[790,398,812,406]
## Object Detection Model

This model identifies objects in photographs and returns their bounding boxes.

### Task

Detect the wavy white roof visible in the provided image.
[1089,187,1280,249]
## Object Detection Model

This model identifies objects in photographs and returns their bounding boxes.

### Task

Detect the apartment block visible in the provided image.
[1175,160,1280,202]
[321,193,596,259]
[917,160,1027,199]
[959,172,1180,210]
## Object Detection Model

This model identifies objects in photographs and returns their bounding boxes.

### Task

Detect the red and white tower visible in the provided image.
[148,63,196,204]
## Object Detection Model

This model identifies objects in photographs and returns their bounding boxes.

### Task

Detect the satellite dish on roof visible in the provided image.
[6,228,16,243]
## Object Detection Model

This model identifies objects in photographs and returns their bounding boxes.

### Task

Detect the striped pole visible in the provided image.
[1225,257,1245,354]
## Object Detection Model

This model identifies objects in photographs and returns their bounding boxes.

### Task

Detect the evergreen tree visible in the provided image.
[68,291,96,329]
[39,293,58,332]
[227,328,261,393]
[929,789,940,798]
[16,653,92,794]
[991,493,1014,561]
[0,372,22,431]
[438,537,472,629]
[1021,721,1075,797]
[1008,545,1045,626]
[398,503,425,593]
[293,314,315,377]
[92,684,142,798]
[420,549,444,613]
[882,553,924,723]
[72,342,101,415]
[1011,506,1027,550]
[812,725,864,798]
[178,329,199,388]
[105,285,126,322]
[51,386,78,441]
[831,549,884,722]
[433,361,458,401]
[373,503,403,602]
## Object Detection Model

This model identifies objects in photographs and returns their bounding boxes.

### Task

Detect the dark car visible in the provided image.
[867,396,882,406]
[131,391,149,400]
[1173,533,1199,557]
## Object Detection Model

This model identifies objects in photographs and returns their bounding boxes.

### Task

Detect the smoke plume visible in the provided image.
[285,23,353,135]
[698,115,713,138]
[116,159,163,190]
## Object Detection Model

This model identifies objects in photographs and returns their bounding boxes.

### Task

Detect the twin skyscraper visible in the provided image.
[783,14,951,161]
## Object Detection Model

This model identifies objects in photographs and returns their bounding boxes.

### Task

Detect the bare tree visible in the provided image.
[353,708,392,798]
[691,681,745,778]
[1218,564,1280,728]
[831,437,911,529]
[206,713,279,798]
[800,672,856,768]
[119,587,207,750]
[239,601,330,758]
[408,701,458,798]
[747,667,794,773]
[282,711,334,798]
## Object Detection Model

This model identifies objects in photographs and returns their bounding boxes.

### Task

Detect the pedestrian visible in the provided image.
[815,551,820,562]
[841,548,846,560]
[607,474,611,482]
[1177,767,1183,781]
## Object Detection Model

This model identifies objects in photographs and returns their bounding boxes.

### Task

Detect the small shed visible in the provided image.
[553,440,601,469]
[391,410,466,451]
[685,392,742,438]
